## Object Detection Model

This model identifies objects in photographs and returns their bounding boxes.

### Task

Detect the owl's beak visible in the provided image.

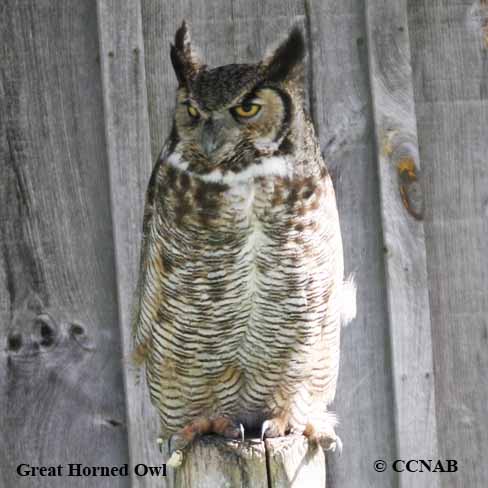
[201,118,225,157]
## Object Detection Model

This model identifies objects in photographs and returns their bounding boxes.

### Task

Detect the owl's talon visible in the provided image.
[239,423,245,442]
[156,437,164,454]
[260,420,271,441]
[321,434,342,455]
[304,417,342,456]
[260,417,286,440]
[167,449,184,468]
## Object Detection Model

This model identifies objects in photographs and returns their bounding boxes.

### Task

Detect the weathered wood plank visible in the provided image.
[95,1,160,486]
[0,1,129,487]
[408,1,488,486]
[307,1,396,487]
[365,1,439,487]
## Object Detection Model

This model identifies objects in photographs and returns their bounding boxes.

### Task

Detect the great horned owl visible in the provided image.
[132,21,355,466]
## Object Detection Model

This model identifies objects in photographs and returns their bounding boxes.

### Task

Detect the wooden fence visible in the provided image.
[1,1,487,487]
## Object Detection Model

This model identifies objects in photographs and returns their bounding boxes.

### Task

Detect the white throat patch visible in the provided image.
[166,152,291,184]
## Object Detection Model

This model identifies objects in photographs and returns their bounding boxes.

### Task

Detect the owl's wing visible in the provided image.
[313,153,356,405]
[130,149,164,366]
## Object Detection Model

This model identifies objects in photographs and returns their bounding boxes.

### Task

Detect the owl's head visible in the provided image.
[169,21,306,173]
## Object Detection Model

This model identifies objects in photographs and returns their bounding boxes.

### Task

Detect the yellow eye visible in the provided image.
[232,103,261,119]
[187,105,200,118]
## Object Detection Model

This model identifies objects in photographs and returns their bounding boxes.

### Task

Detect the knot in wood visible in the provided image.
[397,157,424,220]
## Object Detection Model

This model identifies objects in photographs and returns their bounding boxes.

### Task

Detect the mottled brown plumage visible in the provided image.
[132,21,356,466]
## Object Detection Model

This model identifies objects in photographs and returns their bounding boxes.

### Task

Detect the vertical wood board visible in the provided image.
[0,1,129,487]
[366,1,439,487]
[409,1,488,487]
[95,1,160,486]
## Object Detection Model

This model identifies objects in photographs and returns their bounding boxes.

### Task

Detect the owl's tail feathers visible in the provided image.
[340,274,357,326]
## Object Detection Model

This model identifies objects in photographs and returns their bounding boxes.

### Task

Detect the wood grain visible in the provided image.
[365,1,439,487]
[0,1,129,487]
[169,435,329,488]
[409,1,488,487]
[174,437,267,488]
[266,436,326,487]
[95,1,161,487]
[307,2,397,487]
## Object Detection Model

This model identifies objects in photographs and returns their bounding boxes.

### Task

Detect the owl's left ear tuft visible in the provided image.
[174,20,191,52]
[262,27,305,83]
[170,20,204,86]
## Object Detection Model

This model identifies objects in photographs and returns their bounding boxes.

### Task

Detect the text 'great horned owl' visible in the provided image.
[132,21,356,467]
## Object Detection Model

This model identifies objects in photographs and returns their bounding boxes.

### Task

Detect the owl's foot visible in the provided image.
[260,415,288,441]
[167,417,212,467]
[303,421,343,454]
[167,416,245,468]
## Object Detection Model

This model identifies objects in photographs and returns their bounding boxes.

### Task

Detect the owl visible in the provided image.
[132,21,356,467]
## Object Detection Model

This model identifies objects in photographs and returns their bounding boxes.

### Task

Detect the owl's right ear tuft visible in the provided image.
[170,42,187,85]
[170,20,204,86]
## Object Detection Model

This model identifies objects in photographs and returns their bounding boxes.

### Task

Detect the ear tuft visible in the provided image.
[174,20,191,51]
[170,43,186,85]
[170,20,203,86]
[264,27,305,83]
